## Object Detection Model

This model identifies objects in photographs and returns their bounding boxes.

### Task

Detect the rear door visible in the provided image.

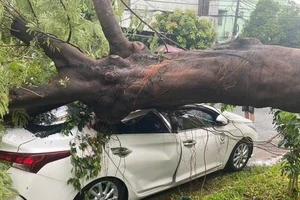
[106,110,181,193]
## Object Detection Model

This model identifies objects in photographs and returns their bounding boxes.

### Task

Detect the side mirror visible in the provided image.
[216,115,229,125]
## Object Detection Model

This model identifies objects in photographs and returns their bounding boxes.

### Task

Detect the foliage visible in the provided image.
[0,0,112,121]
[12,109,29,127]
[9,0,109,57]
[62,102,108,193]
[154,165,292,200]
[220,104,235,112]
[272,110,300,198]
[0,0,112,195]
[242,0,300,48]
[276,6,300,48]
[67,133,106,192]
[62,102,94,135]
[0,162,18,199]
[152,9,217,50]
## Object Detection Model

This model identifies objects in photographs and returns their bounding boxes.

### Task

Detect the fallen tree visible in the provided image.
[6,0,300,124]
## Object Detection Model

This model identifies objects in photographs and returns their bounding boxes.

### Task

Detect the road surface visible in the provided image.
[233,107,286,166]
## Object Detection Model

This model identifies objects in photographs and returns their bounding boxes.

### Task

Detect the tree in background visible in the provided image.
[242,0,300,48]
[276,6,300,48]
[152,9,216,49]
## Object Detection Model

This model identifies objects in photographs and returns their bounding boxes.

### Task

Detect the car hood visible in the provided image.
[222,111,253,123]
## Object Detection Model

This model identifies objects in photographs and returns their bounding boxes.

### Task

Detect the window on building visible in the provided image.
[198,0,210,16]
[218,10,227,26]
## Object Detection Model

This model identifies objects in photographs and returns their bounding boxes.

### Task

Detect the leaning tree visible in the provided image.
[5,0,300,124]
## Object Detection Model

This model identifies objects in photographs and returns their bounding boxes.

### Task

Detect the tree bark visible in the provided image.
[92,0,150,57]
[11,18,96,70]
[6,1,300,124]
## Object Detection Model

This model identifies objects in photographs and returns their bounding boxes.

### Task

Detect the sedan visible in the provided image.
[1,104,257,200]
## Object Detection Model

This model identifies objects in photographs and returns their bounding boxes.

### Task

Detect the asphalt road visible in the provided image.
[233,107,276,141]
[233,107,286,165]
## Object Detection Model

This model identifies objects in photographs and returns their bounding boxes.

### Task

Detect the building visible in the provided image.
[121,0,290,43]
[121,0,218,40]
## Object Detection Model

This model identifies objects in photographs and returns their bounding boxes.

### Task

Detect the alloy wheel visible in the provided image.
[232,143,249,169]
[88,181,119,200]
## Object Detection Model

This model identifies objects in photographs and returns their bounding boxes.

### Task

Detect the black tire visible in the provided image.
[225,139,252,172]
[74,177,128,200]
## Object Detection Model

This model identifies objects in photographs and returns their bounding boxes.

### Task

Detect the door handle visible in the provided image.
[183,140,196,148]
[111,147,132,158]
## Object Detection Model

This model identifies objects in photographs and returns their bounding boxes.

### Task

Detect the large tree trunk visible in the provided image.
[6,0,300,123]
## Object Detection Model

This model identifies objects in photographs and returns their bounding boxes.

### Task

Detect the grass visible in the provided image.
[0,163,295,200]
[147,164,295,200]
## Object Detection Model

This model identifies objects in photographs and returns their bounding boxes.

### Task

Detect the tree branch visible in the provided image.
[10,17,96,69]
[26,0,38,22]
[59,0,72,43]
[92,0,150,58]
[10,82,72,112]
[8,67,98,116]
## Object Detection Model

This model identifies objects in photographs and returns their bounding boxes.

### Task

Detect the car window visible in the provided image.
[26,105,71,137]
[33,105,70,125]
[173,109,215,130]
[115,112,170,134]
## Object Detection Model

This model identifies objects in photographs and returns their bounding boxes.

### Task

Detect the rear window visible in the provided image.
[33,105,69,126]
[26,105,71,138]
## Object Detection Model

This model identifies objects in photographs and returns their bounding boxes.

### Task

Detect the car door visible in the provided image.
[172,107,228,181]
[106,110,181,193]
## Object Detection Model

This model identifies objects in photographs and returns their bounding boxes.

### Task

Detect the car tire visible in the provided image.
[74,177,128,200]
[225,139,252,172]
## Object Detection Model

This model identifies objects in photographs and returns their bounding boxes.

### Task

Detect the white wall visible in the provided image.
[131,0,199,12]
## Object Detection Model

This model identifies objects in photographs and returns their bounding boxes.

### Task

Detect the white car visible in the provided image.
[1,104,257,200]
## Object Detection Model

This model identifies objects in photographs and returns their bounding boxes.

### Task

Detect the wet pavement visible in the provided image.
[233,107,287,166]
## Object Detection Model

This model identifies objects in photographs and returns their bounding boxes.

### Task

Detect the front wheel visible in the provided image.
[225,139,252,172]
[74,177,128,200]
